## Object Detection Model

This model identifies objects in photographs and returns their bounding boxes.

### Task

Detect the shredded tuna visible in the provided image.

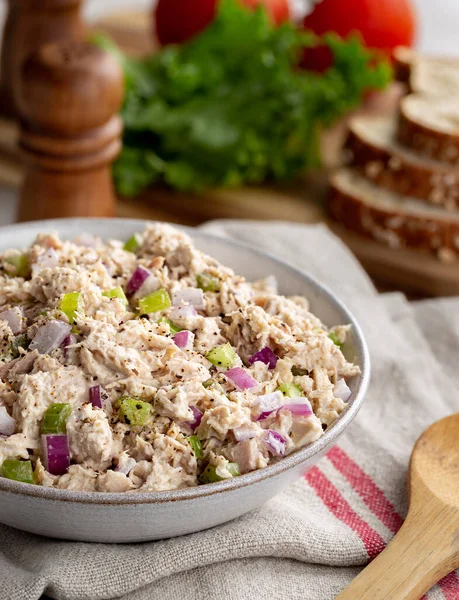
[0,224,359,492]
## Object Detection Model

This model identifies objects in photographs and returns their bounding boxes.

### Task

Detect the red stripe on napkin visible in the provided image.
[305,466,386,560]
[437,572,459,600]
[324,447,458,599]
[327,446,404,534]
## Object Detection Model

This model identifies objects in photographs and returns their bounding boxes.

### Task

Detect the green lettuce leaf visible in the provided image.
[96,0,392,195]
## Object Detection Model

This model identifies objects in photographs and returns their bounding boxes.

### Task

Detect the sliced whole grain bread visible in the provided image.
[328,168,459,259]
[397,94,459,165]
[393,46,415,84]
[410,59,459,97]
[345,115,459,210]
[393,47,459,96]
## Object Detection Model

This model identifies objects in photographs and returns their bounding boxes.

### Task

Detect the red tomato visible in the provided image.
[300,45,335,73]
[242,0,290,25]
[302,0,417,57]
[155,0,217,46]
[155,0,290,46]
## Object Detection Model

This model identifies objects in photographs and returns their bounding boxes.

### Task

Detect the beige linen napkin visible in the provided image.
[1,220,458,600]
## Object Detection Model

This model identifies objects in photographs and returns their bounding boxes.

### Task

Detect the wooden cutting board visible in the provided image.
[1,9,459,298]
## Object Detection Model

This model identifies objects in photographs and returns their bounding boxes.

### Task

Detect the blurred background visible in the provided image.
[0,0,459,297]
[80,0,459,55]
[0,0,449,56]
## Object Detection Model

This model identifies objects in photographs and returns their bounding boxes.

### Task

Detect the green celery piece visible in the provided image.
[60,292,83,323]
[199,464,220,484]
[118,397,152,426]
[328,332,343,348]
[205,343,236,368]
[11,334,30,359]
[202,379,225,394]
[278,383,303,398]
[158,317,182,335]
[138,289,171,314]
[199,462,240,484]
[227,462,241,477]
[123,233,142,253]
[103,287,128,306]
[41,403,72,434]
[291,366,309,377]
[6,254,29,278]
[196,273,220,293]
[188,435,203,459]
[2,459,34,484]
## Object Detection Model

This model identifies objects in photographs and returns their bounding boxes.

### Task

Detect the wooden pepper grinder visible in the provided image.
[0,0,86,117]
[16,40,124,221]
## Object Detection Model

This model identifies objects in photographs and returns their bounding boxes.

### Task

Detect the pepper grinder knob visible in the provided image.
[16,40,124,222]
[0,0,86,118]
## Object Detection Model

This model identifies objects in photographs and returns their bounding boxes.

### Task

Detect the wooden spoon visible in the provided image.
[337,414,459,600]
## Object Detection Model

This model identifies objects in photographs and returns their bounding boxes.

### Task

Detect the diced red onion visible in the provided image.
[233,425,258,442]
[280,402,313,417]
[172,288,205,309]
[253,391,284,419]
[42,434,70,476]
[115,456,136,476]
[0,406,15,436]
[170,304,197,321]
[126,266,152,296]
[89,385,103,409]
[249,347,278,369]
[186,406,203,430]
[30,321,72,355]
[0,307,24,335]
[264,430,287,456]
[256,396,313,420]
[334,379,352,403]
[134,273,159,299]
[257,411,275,421]
[226,367,259,391]
[32,248,59,275]
[62,333,77,349]
[173,330,194,350]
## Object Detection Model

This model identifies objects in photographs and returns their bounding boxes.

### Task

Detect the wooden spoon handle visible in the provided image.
[336,506,458,600]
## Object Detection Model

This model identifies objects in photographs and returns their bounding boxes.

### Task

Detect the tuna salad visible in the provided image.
[0,224,359,493]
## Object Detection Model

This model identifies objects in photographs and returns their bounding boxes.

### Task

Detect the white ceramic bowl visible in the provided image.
[0,218,370,542]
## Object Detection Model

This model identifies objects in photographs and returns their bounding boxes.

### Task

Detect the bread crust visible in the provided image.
[393,47,413,84]
[328,171,459,257]
[397,97,459,166]
[345,118,459,210]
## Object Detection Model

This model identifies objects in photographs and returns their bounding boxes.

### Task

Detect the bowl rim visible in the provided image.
[0,218,370,505]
